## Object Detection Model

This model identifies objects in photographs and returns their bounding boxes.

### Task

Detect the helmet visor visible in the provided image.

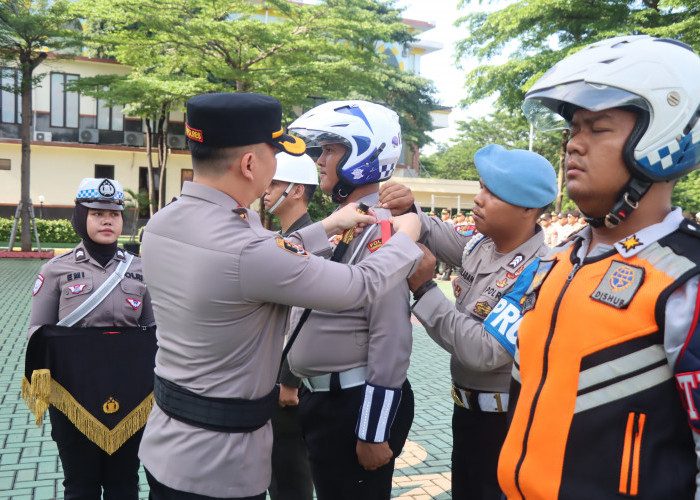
[523,80,649,131]
[288,128,351,151]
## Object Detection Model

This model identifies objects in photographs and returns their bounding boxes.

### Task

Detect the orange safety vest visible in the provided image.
[498,225,700,499]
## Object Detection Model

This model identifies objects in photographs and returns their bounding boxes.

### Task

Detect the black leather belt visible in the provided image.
[153,374,279,433]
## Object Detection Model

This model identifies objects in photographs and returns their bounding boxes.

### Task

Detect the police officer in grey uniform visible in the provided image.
[28,177,155,500]
[287,100,412,500]
[263,152,319,500]
[382,144,558,499]
[137,93,423,500]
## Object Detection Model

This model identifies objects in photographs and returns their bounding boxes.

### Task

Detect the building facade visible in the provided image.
[0,15,455,222]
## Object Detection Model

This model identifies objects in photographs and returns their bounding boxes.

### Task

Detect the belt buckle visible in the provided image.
[451,385,471,410]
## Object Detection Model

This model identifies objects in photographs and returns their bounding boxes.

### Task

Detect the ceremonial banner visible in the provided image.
[21,325,157,454]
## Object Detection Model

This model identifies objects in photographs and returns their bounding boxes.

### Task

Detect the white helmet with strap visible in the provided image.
[523,35,700,227]
[268,153,319,214]
[289,100,402,203]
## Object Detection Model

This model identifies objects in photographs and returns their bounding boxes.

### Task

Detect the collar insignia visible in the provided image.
[508,253,525,269]
[619,235,642,252]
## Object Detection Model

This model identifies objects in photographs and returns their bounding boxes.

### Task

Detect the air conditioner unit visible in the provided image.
[33,131,52,142]
[167,134,186,149]
[124,131,145,147]
[79,128,99,144]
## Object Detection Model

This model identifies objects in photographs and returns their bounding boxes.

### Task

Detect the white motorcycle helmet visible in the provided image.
[267,152,319,214]
[289,100,402,203]
[523,35,700,227]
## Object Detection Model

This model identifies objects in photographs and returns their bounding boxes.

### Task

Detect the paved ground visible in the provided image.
[0,258,457,499]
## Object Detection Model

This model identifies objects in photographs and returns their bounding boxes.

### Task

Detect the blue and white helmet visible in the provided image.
[523,35,700,183]
[289,100,402,202]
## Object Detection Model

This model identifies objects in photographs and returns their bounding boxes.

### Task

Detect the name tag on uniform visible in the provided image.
[591,261,644,309]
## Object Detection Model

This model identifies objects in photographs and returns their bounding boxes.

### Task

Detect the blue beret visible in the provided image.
[474,144,558,208]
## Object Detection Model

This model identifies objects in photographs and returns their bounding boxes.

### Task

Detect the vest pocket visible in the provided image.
[619,411,646,496]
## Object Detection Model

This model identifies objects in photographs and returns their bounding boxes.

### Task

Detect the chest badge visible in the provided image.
[126,298,142,310]
[68,284,87,294]
[453,280,462,297]
[496,278,508,288]
[591,261,645,309]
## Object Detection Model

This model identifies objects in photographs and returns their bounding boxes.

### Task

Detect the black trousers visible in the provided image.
[298,379,414,500]
[49,407,142,500]
[451,404,507,500]
[145,470,265,500]
[269,405,314,500]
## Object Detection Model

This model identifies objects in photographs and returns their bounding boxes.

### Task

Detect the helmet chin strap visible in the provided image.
[268,183,295,215]
[331,180,356,204]
[583,177,652,228]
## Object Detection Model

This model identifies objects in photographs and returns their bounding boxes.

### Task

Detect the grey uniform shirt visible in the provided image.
[28,243,154,337]
[288,192,412,390]
[138,182,422,498]
[412,211,548,392]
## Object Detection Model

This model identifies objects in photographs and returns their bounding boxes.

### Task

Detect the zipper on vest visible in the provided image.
[514,260,581,498]
[619,411,646,496]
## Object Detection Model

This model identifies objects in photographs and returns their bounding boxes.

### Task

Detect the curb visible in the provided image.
[0,250,55,259]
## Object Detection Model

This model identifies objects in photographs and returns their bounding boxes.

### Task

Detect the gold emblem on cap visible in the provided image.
[103,397,119,414]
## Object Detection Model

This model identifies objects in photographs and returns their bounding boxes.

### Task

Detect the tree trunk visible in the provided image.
[144,119,156,217]
[555,129,570,213]
[19,63,34,251]
[157,104,169,211]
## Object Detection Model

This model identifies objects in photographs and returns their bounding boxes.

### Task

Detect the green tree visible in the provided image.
[453,0,700,213]
[76,0,436,220]
[423,109,560,178]
[0,0,81,250]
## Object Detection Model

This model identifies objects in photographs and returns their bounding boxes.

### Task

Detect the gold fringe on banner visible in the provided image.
[21,372,154,455]
[21,369,52,425]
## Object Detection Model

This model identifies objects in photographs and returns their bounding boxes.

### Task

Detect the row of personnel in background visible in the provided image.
[23,33,700,500]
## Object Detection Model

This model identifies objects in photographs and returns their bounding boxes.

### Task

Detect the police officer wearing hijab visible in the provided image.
[28,177,155,499]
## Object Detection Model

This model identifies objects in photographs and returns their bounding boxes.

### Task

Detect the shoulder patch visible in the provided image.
[32,274,45,296]
[367,238,383,253]
[590,261,645,309]
[276,237,309,257]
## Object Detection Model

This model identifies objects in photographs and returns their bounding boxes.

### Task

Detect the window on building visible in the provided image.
[94,164,114,179]
[0,159,10,170]
[50,73,79,128]
[97,99,124,131]
[1,68,21,124]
